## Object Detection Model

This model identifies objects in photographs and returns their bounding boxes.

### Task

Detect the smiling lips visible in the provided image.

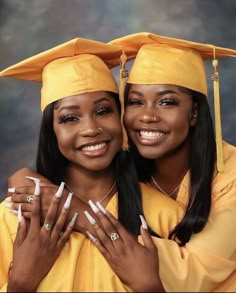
[81,142,106,152]
[79,141,108,157]
[137,130,166,145]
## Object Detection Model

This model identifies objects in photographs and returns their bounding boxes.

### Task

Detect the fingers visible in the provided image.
[42,182,67,234]
[91,200,129,242]
[57,212,78,248]
[14,205,28,247]
[85,201,126,251]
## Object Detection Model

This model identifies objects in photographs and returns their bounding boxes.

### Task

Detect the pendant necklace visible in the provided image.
[151,176,181,197]
[65,180,117,204]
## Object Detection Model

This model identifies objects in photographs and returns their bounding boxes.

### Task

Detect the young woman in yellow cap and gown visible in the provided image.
[99,32,235,292]
[0,37,184,292]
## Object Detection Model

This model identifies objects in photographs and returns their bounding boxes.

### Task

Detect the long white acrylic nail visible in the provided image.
[84,210,96,225]
[4,203,13,209]
[34,179,41,196]
[18,204,22,223]
[95,201,106,214]
[5,196,12,202]
[25,176,41,196]
[88,200,99,214]
[8,188,15,193]
[139,215,148,230]
[86,230,97,243]
[64,192,73,209]
[9,210,18,215]
[55,181,65,198]
[69,212,79,227]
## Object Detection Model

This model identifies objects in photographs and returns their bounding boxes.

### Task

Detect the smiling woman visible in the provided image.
[110,32,236,292]
[0,36,184,292]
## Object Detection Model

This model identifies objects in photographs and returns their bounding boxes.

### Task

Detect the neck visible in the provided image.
[64,165,116,204]
[152,140,190,195]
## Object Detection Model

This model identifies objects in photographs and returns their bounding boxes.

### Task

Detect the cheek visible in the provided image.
[54,126,73,151]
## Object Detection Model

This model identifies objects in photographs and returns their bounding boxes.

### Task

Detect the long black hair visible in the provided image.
[124,84,216,245]
[36,92,145,235]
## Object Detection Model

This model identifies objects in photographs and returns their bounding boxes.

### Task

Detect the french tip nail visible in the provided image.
[95,201,106,214]
[18,204,22,223]
[88,200,99,213]
[86,230,97,243]
[55,181,65,198]
[25,176,40,181]
[84,210,96,225]
[8,188,15,193]
[64,192,73,209]
[70,212,79,227]
[139,215,148,230]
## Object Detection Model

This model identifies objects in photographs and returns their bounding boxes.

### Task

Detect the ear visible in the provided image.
[190,102,198,126]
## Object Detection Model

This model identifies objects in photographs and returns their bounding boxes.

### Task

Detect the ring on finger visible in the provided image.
[110,232,119,241]
[26,195,34,204]
[44,223,52,231]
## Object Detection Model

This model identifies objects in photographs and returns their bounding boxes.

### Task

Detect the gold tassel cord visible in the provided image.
[211,47,224,172]
[119,50,129,150]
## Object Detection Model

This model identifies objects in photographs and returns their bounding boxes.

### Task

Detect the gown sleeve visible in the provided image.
[155,184,236,292]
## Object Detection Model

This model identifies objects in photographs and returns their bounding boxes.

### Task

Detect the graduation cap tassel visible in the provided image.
[211,47,224,172]
[119,50,129,151]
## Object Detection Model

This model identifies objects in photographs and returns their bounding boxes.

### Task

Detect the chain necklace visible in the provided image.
[65,180,117,204]
[151,176,181,197]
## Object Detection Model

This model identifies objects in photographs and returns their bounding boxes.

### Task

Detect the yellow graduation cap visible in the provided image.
[109,32,236,172]
[0,37,136,149]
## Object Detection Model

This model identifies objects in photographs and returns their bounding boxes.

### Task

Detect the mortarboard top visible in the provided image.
[109,32,236,172]
[0,37,136,111]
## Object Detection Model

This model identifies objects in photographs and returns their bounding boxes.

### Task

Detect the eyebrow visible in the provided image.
[58,97,111,112]
[129,89,178,97]
[94,97,111,104]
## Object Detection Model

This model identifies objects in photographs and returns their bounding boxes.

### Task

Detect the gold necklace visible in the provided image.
[151,176,181,197]
[65,180,117,204]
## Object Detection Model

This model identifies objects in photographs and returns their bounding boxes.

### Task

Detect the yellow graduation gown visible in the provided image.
[0,183,184,292]
[155,141,236,292]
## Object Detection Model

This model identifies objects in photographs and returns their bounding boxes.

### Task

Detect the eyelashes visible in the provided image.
[127,97,179,107]
[58,106,114,124]
[58,114,79,124]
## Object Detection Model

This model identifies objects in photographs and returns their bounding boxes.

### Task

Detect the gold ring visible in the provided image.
[110,232,119,241]
[26,195,34,204]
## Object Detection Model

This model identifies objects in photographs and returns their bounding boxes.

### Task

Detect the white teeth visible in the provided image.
[140,131,165,139]
[82,142,106,151]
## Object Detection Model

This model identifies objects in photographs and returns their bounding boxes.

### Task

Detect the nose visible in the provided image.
[139,109,160,123]
[79,118,102,137]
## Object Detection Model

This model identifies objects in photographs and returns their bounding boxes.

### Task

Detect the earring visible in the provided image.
[98,127,103,132]
[153,116,157,121]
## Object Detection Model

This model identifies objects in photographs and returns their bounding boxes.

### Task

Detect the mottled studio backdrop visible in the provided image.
[0,0,236,199]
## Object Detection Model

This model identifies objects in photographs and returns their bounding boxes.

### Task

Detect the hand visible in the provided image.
[8,183,64,221]
[7,175,102,235]
[7,182,77,292]
[85,201,165,292]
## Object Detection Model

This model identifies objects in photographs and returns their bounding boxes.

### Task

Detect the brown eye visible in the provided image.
[96,106,113,116]
[58,114,80,123]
